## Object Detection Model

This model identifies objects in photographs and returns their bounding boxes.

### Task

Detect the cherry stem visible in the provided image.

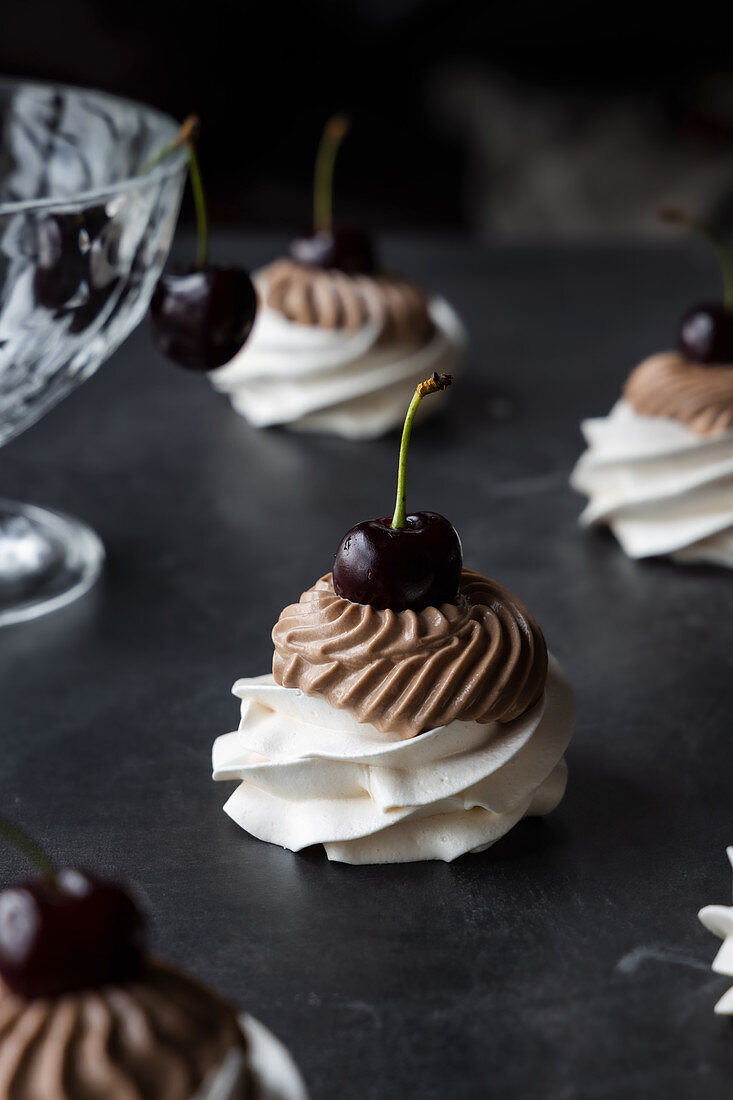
[314,115,350,235]
[139,114,209,270]
[660,207,733,310]
[391,373,453,530]
[186,144,209,270]
[0,815,57,882]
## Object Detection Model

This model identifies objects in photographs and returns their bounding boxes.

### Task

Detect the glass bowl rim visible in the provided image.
[0,76,188,216]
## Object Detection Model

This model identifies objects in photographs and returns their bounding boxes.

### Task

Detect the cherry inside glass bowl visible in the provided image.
[0,78,187,626]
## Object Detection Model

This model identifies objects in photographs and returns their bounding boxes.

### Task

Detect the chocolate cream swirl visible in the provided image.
[272,569,548,738]
[624,352,733,435]
[261,259,435,347]
[0,961,248,1100]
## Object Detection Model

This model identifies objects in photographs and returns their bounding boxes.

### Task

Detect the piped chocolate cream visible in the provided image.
[624,352,733,436]
[261,259,435,346]
[272,569,548,738]
[0,961,248,1100]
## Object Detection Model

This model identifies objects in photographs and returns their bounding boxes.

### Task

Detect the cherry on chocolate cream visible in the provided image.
[333,372,462,612]
[0,818,145,998]
[289,115,376,276]
[661,207,733,365]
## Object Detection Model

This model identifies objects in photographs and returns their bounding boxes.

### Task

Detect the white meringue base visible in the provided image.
[570,400,733,566]
[698,848,733,1015]
[209,297,465,441]
[198,1014,309,1100]
[212,655,574,865]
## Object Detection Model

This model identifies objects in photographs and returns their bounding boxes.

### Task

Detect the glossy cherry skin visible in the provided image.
[68,212,123,333]
[33,212,93,310]
[289,227,375,275]
[333,512,462,612]
[34,207,124,332]
[0,869,145,998]
[678,303,733,364]
[150,266,257,371]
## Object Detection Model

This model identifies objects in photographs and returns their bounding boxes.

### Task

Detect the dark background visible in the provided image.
[5,0,733,237]
[3,6,733,1096]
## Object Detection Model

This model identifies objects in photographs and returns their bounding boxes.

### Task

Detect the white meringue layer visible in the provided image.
[212,655,573,865]
[209,297,465,440]
[698,848,733,1015]
[197,1015,309,1100]
[570,400,733,565]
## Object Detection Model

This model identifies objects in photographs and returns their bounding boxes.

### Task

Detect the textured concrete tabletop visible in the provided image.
[1,236,732,1099]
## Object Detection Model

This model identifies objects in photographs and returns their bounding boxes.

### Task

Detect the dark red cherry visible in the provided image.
[150,266,257,371]
[33,213,90,309]
[0,869,145,998]
[659,209,733,364]
[138,116,256,370]
[67,284,118,334]
[678,303,733,364]
[290,116,375,275]
[289,227,376,275]
[333,512,462,612]
[333,372,457,611]
[68,214,124,333]
[34,207,124,332]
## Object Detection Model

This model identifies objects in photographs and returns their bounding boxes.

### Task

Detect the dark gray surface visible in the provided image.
[1,236,732,1099]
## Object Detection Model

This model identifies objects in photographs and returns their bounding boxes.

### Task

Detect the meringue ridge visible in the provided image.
[214,655,573,864]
